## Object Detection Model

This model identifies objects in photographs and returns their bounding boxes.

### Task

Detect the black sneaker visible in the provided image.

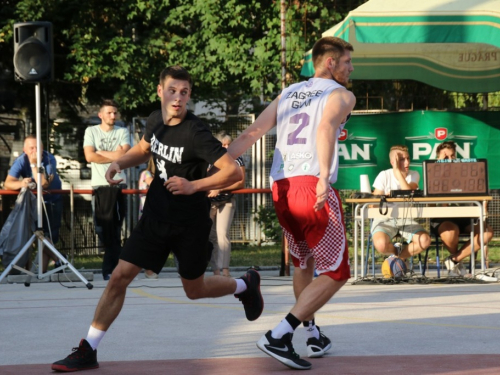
[235,269,264,321]
[51,339,99,372]
[306,326,332,358]
[54,260,63,273]
[257,331,312,370]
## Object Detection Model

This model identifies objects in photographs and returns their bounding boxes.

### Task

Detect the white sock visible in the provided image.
[271,319,294,339]
[304,321,320,340]
[234,278,247,295]
[86,326,106,350]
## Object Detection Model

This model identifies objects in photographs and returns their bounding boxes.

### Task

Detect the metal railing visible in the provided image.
[0,188,273,257]
[2,188,500,257]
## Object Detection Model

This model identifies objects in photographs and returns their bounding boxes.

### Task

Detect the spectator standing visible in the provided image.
[83,99,131,280]
[208,132,245,277]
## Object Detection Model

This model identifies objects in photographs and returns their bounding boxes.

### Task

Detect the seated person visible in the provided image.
[429,141,494,276]
[371,145,431,260]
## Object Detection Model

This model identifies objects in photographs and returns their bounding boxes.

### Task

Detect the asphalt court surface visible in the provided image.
[1,269,500,374]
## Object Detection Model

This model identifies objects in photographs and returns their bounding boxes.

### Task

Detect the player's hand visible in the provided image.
[105,161,123,185]
[165,176,196,195]
[207,189,220,198]
[314,177,329,211]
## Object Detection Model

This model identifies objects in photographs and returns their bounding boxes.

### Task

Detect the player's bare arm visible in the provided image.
[105,137,151,185]
[314,89,356,211]
[166,153,241,195]
[228,98,279,159]
[208,165,246,197]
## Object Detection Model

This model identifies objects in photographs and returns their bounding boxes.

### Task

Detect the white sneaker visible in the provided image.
[144,271,159,279]
[475,274,498,282]
[393,242,402,256]
[455,261,467,276]
[444,257,464,277]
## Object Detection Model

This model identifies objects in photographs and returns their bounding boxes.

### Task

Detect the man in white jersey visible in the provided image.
[83,100,131,280]
[228,36,356,370]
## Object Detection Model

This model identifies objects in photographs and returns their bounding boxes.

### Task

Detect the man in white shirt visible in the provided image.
[371,145,431,259]
[83,99,131,280]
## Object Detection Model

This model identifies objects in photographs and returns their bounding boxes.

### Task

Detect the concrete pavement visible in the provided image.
[1,268,500,374]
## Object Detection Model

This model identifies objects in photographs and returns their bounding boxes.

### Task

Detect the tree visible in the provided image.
[1,0,364,118]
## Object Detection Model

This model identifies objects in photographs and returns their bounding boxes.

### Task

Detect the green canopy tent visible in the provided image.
[300,0,500,93]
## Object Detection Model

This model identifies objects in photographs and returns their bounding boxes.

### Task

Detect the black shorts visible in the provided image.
[430,218,476,234]
[120,214,212,280]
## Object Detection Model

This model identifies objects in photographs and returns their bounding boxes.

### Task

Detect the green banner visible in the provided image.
[334,111,500,190]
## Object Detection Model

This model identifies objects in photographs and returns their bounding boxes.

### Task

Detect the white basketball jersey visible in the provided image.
[270,78,347,185]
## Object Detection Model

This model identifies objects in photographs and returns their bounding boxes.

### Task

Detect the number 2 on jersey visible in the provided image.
[287,113,310,145]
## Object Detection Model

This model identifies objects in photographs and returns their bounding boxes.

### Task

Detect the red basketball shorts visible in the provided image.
[272,176,350,281]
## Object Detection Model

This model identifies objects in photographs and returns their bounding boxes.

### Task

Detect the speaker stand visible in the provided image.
[0,83,93,289]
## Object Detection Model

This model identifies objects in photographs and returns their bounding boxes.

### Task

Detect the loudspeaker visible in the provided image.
[13,22,54,83]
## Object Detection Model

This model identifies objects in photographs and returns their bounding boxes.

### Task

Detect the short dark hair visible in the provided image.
[312,37,354,69]
[159,66,193,88]
[436,141,456,156]
[100,99,119,110]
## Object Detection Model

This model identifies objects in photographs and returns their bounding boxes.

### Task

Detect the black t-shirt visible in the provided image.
[142,110,226,226]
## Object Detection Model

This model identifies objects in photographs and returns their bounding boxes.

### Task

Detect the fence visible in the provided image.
[2,188,500,258]
[0,189,275,257]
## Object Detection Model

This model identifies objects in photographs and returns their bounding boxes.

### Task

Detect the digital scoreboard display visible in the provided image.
[423,159,489,196]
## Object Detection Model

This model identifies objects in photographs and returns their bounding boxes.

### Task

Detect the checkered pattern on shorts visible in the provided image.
[277,179,348,274]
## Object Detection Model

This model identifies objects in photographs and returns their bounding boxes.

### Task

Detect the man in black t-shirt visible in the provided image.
[52,66,264,373]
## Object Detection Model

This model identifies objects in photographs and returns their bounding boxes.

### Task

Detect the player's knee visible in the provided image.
[320,271,348,285]
[184,287,203,300]
[108,268,136,289]
[106,274,130,292]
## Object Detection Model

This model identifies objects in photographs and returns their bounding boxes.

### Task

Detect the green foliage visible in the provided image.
[0,0,360,121]
[253,205,282,243]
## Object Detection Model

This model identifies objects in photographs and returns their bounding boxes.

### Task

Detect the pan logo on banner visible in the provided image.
[339,129,348,141]
[405,127,476,165]
[333,111,497,190]
[337,128,377,168]
[435,127,448,140]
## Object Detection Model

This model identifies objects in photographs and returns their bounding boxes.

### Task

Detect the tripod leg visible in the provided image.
[0,234,37,286]
[41,237,93,289]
